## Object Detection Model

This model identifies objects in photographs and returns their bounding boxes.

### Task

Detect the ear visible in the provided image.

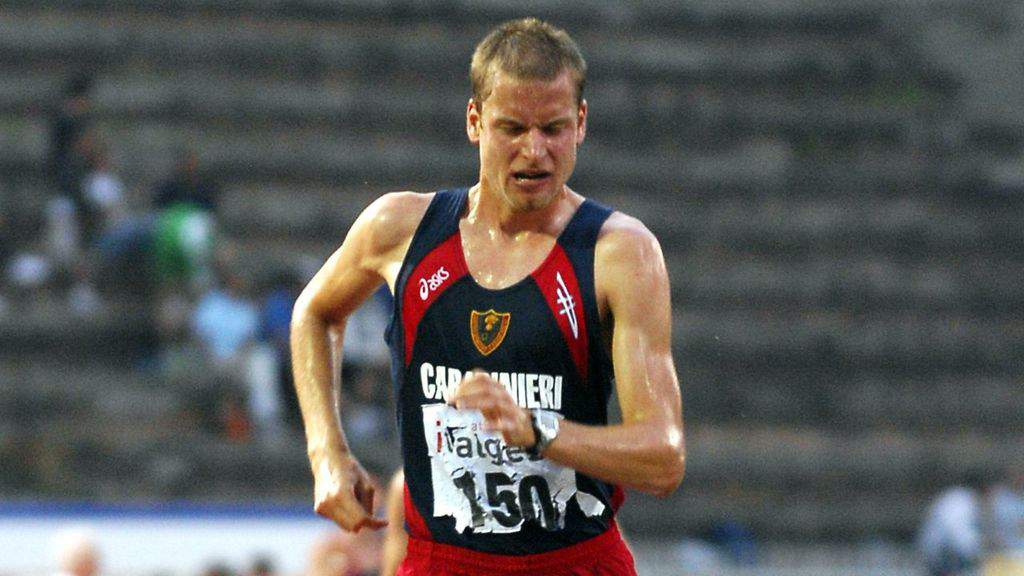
[466,98,482,145]
[576,99,588,145]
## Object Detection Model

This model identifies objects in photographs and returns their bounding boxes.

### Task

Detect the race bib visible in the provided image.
[422,404,606,534]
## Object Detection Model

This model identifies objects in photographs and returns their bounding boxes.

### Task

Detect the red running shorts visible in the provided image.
[397,522,637,576]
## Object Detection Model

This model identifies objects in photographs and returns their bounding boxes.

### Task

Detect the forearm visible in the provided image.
[544,419,684,497]
[454,372,685,496]
[290,301,350,465]
[550,356,685,497]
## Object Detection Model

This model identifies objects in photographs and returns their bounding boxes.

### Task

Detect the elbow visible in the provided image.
[651,445,686,498]
[290,291,329,336]
[643,431,686,498]
[289,298,309,343]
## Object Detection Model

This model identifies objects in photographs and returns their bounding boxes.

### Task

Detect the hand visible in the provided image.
[312,455,388,532]
[449,371,536,448]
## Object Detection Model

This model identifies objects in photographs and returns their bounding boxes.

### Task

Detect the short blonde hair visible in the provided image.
[470,18,587,112]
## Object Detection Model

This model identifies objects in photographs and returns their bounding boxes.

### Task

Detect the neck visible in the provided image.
[468,182,571,237]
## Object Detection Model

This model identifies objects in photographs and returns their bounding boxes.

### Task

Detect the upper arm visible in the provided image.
[296,192,431,324]
[595,214,681,431]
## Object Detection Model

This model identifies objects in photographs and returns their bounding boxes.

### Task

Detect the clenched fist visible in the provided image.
[312,455,388,532]
[449,371,536,448]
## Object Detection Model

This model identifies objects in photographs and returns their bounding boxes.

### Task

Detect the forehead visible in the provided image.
[482,69,577,121]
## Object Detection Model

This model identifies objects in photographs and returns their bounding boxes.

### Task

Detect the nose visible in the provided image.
[521,128,548,161]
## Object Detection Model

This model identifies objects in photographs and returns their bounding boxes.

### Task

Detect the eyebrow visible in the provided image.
[493,116,572,127]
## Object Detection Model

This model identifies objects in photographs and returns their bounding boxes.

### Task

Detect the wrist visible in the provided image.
[307,436,351,464]
[525,410,562,457]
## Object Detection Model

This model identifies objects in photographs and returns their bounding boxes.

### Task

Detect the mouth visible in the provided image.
[512,170,552,184]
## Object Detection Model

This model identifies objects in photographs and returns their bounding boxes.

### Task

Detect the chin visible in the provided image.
[504,184,562,213]
[509,192,558,213]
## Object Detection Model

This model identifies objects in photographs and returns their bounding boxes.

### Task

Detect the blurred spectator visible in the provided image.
[918,473,987,576]
[245,338,285,443]
[191,263,258,367]
[257,268,306,433]
[85,141,158,294]
[153,202,215,291]
[154,286,197,374]
[152,149,219,291]
[191,248,311,443]
[191,249,261,438]
[46,186,81,272]
[48,73,96,245]
[247,555,277,576]
[44,84,150,313]
[51,527,100,576]
[6,251,55,301]
[154,149,219,212]
[64,139,131,315]
[200,562,235,576]
[82,141,129,232]
[45,76,102,312]
[306,529,381,576]
[220,387,253,443]
[339,286,393,446]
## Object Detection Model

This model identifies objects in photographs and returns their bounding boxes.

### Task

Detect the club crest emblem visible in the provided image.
[470,309,511,356]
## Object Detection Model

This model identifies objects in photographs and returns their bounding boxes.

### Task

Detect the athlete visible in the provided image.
[291,17,685,575]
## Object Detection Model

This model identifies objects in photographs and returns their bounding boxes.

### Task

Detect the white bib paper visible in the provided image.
[421,404,605,534]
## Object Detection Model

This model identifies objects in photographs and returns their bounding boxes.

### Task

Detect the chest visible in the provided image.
[458,225,556,290]
[398,227,593,382]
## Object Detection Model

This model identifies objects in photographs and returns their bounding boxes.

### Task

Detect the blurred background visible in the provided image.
[1,0,1023,575]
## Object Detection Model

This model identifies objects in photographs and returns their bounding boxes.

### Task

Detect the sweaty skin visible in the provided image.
[291,69,684,533]
[380,470,409,576]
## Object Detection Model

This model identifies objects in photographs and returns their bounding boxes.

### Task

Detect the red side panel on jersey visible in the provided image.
[531,245,589,381]
[402,232,467,366]
[403,481,433,540]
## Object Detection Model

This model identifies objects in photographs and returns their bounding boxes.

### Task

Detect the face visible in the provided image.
[467,69,587,213]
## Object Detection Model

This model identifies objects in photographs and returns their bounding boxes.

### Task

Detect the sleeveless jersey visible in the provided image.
[385,188,624,555]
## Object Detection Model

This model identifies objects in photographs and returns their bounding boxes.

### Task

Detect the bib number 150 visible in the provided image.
[452,471,558,531]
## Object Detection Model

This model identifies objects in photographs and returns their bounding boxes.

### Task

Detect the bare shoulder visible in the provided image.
[321,191,434,292]
[356,191,434,253]
[594,210,669,313]
[595,211,664,265]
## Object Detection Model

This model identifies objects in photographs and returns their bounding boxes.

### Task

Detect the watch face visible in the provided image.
[533,410,560,455]
[539,413,558,437]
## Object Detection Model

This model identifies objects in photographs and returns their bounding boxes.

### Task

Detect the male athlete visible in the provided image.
[291,18,685,575]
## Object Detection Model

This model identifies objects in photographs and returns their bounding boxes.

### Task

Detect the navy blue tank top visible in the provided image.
[385,188,622,555]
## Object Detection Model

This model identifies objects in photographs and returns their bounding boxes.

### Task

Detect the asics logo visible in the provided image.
[419,266,450,300]
[555,271,578,339]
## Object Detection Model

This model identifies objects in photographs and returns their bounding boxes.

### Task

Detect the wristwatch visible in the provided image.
[526,409,562,457]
